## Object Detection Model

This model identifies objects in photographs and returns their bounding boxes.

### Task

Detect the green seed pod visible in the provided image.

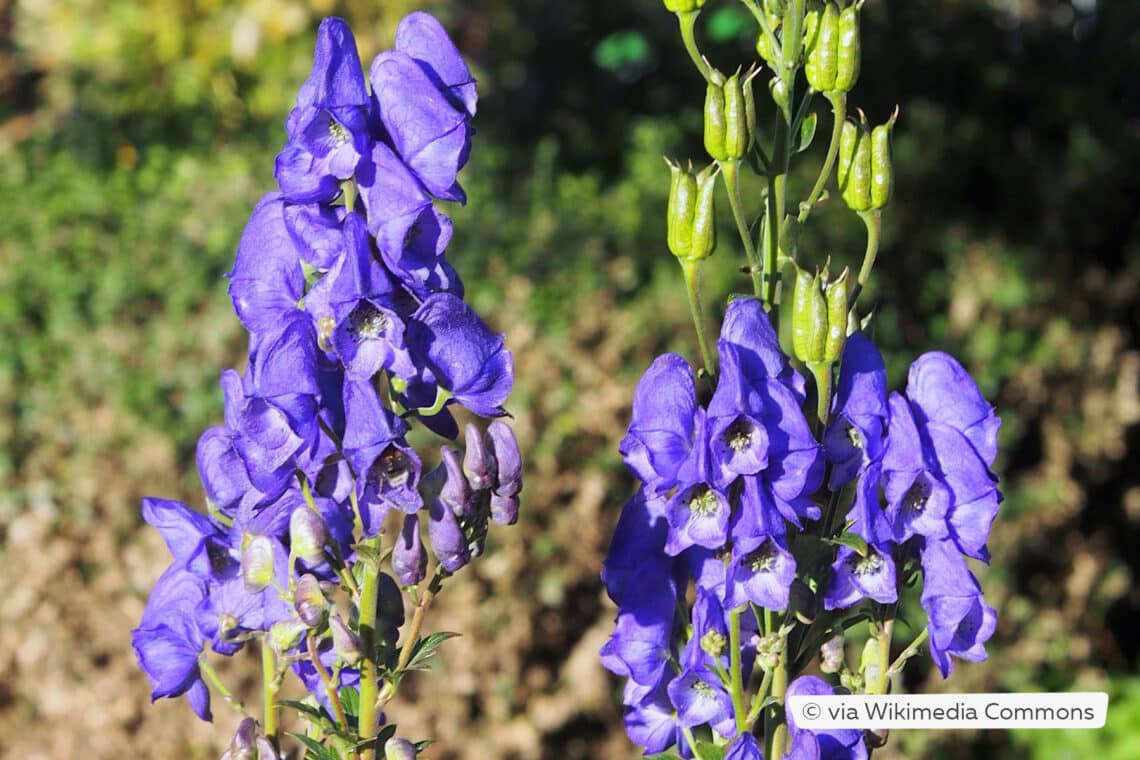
[870,108,898,209]
[722,69,755,159]
[792,267,828,364]
[823,268,849,362]
[665,160,717,262]
[804,1,839,92]
[769,75,790,116]
[835,3,861,93]
[663,0,706,12]
[755,10,783,68]
[838,115,872,212]
[666,158,698,259]
[704,68,728,161]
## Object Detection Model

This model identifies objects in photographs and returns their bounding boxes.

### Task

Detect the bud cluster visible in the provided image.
[131,13,522,759]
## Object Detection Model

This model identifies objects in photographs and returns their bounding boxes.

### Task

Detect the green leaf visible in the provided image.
[694,741,727,760]
[290,733,340,760]
[795,112,819,154]
[403,631,460,672]
[340,685,360,719]
[279,700,338,734]
[825,531,869,557]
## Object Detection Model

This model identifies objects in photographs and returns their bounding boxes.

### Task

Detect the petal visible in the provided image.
[395,11,478,117]
[906,352,1000,466]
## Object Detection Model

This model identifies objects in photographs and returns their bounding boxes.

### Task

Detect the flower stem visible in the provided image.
[676,11,710,81]
[356,536,382,759]
[681,259,717,379]
[261,641,279,747]
[729,609,748,734]
[797,93,847,225]
[198,656,246,715]
[720,160,763,298]
[868,606,896,695]
[808,361,833,435]
[746,666,774,726]
[767,633,790,758]
[888,627,930,677]
[849,209,882,308]
[307,634,353,739]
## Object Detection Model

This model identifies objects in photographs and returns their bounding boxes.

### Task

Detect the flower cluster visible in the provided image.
[131,13,520,753]
[601,301,1000,757]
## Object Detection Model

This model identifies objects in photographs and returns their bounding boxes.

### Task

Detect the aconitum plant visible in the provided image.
[132,12,521,759]
[601,1,1001,758]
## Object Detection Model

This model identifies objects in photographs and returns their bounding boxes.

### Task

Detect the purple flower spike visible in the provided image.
[407,293,513,417]
[371,49,472,202]
[392,513,427,586]
[394,11,478,118]
[440,445,475,517]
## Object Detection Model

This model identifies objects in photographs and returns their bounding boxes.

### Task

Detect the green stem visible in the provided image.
[356,537,382,759]
[746,666,774,726]
[198,657,246,715]
[767,634,790,758]
[849,209,882,307]
[888,627,930,677]
[262,641,279,747]
[808,361,833,434]
[681,259,717,378]
[676,11,710,81]
[798,93,847,225]
[307,634,353,739]
[765,86,793,319]
[720,160,763,297]
[868,607,896,695]
[728,609,748,733]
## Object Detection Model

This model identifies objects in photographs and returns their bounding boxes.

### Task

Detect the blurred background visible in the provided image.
[1,0,1139,757]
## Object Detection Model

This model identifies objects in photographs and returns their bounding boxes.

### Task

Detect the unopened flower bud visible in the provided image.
[704,67,757,162]
[820,633,845,674]
[268,620,306,656]
[665,159,718,262]
[392,513,427,586]
[294,572,328,628]
[330,615,362,666]
[489,492,519,526]
[486,421,522,497]
[839,669,864,692]
[428,494,470,573]
[461,423,495,491]
[220,717,278,760]
[289,506,327,565]
[441,445,475,516]
[384,737,418,760]
[240,534,276,594]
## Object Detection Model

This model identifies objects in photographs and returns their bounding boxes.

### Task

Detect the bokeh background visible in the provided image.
[2,0,1139,757]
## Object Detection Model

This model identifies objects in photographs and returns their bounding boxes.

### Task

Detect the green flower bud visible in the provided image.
[870,107,899,209]
[665,159,718,262]
[663,0,705,12]
[268,620,306,656]
[835,3,861,93]
[330,615,362,667]
[704,67,757,161]
[838,114,872,212]
[385,738,418,760]
[240,534,276,594]
[803,1,839,92]
[769,75,790,116]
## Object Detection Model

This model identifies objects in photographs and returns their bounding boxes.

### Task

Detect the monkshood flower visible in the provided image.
[919,538,997,677]
[883,352,1000,561]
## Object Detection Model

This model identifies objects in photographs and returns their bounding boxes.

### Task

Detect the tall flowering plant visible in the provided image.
[602,1,1001,758]
[131,13,521,760]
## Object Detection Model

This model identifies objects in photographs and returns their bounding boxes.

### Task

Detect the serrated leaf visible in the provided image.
[795,112,819,154]
[403,631,460,672]
[290,733,340,760]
